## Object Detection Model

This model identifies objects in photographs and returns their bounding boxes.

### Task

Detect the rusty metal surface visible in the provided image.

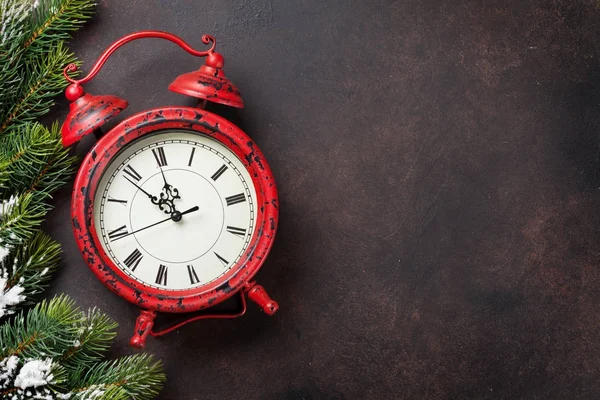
[44,0,600,399]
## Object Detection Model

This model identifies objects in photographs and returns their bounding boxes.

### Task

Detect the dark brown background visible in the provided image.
[44,0,600,399]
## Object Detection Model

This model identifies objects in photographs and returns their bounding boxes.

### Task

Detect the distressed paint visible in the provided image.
[61,93,128,147]
[168,62,244,108]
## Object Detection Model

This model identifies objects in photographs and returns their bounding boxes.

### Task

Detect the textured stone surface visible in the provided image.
[45,1,600,399]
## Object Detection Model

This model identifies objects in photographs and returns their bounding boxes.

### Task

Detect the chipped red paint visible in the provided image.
[61,92,128,147]
[71,107,278,325]
[169,58,244,108]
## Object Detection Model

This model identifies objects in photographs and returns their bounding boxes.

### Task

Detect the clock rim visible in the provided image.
[71,106,278,313]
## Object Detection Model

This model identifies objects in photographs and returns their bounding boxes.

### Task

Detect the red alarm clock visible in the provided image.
[61,31,279,348]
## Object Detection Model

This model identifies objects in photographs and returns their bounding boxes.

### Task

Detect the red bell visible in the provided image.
[168,51,244,108]
[61,83,128,147]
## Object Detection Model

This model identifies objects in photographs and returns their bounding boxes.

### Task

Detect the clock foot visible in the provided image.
[130,309,157,349]
[245,282,279,315]
[128,285,278,348]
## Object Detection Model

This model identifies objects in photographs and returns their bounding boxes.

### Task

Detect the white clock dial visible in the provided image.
[93,130,257,290]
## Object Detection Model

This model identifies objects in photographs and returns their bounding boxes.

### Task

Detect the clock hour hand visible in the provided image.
[111,205,199,242]
[156,166,181,214]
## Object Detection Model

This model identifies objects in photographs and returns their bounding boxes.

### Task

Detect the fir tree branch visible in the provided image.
[59,308,117,371]
[68,354,165,400]
[0,0,31,112]
[5,231,60,303]
[0,193,46,248]
[0,44,77,132]
[0,122,77,203]
[0,297,164,398]
[25,0,96,52]
[0,295,81,360]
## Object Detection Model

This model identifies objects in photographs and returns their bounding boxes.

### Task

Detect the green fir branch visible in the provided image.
[0,193,46,248]
[25,0,97,52]
[0,44,77,132]
[0,295,81,360]
[68,354,165,400]
[0,122,77,202]
[0,296,165,398]
[59,308,118,371]
[0,0,31,112]
[6,231,61,304]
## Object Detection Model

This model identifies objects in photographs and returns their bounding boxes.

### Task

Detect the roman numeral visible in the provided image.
[107,225,128,241]
[211,164,228,181]
[214,252,229,267]
[123,165,142,182]
[226,226,246,238]
[155,264,168,286]
[107,197,127,205]
[123,248,143,271]
[152,147,167,167]
[225,193,245,206]
[188,147,196,167]
[187,265,200,284]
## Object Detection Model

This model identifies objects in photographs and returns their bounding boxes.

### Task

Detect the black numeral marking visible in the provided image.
[188,147,196,167]
[152,147,168,167]
[123,165,142,182]
[123,248,143,271]
[107,225,128,241]
[155,264,168,286]
[225,193,246,206]
[107,197,127,205]
[226,226,247,238]
[214,252,229,267]
[187,265,200,284]
[211,164,228,181]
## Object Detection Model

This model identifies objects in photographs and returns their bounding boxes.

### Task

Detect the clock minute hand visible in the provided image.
[125,176,158,203]
[111,206,199,242]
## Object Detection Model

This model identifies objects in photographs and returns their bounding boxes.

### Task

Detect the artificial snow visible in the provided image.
[0,195,17,219]
[75,385,106,400]
[0,355,19,387]
[0,245,9,266]
[0,278,25,318]
[14,358,53,389]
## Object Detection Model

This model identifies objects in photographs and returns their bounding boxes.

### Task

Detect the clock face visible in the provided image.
[93,130,257,291]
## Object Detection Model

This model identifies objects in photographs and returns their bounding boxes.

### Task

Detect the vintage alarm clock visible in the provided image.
[61,31,278,348]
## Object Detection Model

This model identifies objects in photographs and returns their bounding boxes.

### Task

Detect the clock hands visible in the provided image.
[111,205,199,242]
[156,166,181,215]
[125,176,158,203]
[124,166,181,216]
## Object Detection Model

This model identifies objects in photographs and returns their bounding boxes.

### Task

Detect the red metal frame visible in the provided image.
[72,107,278,311]
[71,108,279,348]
